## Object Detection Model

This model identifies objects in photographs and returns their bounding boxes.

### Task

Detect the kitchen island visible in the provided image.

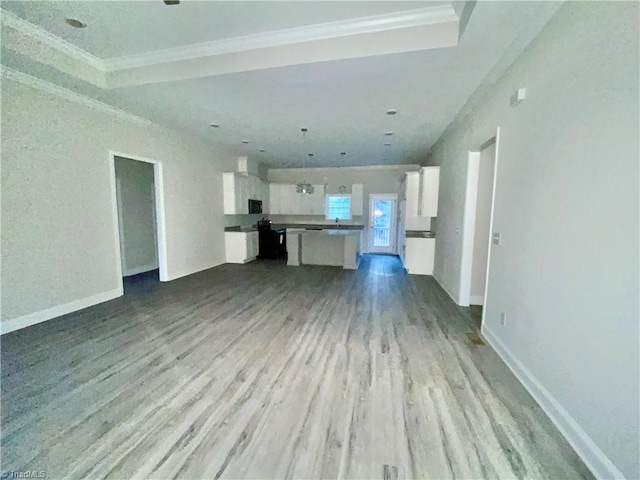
[287,228,362,269]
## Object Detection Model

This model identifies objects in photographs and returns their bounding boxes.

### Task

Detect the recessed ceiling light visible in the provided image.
[65,18,86,28]
[384,142,391,146]
[386,109,398,115]
[384,132,394,136]
[210,123,220,128]
[241,140,249,144]
[259,149,265,152]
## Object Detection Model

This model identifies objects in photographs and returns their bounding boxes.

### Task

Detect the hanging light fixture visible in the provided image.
[296,128,314,194]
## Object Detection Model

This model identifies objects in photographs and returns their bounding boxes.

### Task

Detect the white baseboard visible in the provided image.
[482,326,624,480]
[470,295,484,305]
[1,287,123,335]
[124,263,159,277]
[433,272,460,305]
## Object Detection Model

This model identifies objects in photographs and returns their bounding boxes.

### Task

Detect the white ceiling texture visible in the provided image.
[1,1,562,168]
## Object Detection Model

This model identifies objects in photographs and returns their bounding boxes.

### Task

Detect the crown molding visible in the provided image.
[269,164,421,172]
[1,66,153,127]
[103,5,458,71]
[1,5,459,88]
[1,9,105,71]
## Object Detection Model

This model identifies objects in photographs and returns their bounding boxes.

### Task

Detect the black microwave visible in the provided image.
[248,199,263,214]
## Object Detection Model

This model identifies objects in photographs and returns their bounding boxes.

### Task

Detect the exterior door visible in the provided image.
[369,194,397,254]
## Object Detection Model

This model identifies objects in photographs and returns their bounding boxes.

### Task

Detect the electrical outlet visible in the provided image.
[500,312,507,326]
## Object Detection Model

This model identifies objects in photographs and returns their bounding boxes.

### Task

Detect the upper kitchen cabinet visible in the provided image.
[269,183,282,214]
[419,167,440,217]
[405,172,421,217]
[223,172,269,215]
[404,167,440,218]
[351,184,364,216]
[269,184,325,215]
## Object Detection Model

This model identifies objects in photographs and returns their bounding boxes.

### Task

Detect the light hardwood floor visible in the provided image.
[1,255,592,479]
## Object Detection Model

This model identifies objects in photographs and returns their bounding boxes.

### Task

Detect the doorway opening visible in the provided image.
[459,129,500,329]
[109,151,168,294]
[368,194,397,254]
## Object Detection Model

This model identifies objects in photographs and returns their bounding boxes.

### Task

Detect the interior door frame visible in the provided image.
[368,193,398,254]
[459,127,500,332]
[109,150,169,285]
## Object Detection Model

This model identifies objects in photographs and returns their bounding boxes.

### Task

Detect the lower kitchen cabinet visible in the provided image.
[403,237,435,275]
[225,231,259,263]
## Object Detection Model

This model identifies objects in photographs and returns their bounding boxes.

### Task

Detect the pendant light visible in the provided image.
[296,127,314,194]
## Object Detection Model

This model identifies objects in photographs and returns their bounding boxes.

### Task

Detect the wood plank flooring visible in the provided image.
[1,255,592,479]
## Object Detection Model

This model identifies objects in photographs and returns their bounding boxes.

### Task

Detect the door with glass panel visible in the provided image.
[368,194,397,254]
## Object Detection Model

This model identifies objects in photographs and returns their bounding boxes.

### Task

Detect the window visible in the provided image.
[326,194,351,220]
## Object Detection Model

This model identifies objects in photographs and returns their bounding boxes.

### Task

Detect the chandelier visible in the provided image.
[296,128,314,194]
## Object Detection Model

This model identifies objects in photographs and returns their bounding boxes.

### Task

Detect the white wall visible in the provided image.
[470,142,495,301]
[268,165,419,250]
[429,3,639,478]
[114,157,158,276]
[1,76,234,330]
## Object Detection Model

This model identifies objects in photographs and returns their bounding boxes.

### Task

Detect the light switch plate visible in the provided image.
[492,232,502,245]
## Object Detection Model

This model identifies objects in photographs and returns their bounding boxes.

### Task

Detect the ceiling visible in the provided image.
[2,1,443,58]
[0,1,563,168]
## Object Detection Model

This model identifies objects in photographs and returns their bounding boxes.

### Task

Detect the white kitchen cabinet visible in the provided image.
[404,237,435,275]
[223,172,239,214]
[405,172,421,218]
[308,185,326,215]
[403,167,440,220]
[225,231,259,263]
[261,181,270,213]
[223,173,269,214]
[419,167,440,217]
[279,184,296,214]
[268,183,325,215]
[351,184,364,216]
[269,183,281,214]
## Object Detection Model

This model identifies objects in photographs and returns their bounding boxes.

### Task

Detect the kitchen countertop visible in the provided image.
[406,230,436,239]
[273,223,363,230]
[287,228,362,236]
[224,226,257,232]
[225,223,364,232]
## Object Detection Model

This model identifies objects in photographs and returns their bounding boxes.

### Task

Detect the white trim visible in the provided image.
[482,327,625,480]
[1,288,122,335]
[368,193,397,254]
[325,193,353,221]
[0,66,153,127]
[269,164,420,173]
[109,151,169,286]
[115,177,127,275]
[469,295,484,306]
[0,9,105,70]
[104,6,458,71]
[124,263,160,277]
[459,128,500,320]
[481,128,501,331]
[459,151,481,307]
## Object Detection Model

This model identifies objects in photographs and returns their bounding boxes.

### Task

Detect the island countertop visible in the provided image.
[287,228,362,236]
[224,224,364,232]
